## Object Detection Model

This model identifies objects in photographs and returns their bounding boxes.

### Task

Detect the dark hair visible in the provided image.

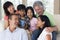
[3,1,13,16]
[38,15,51,28]
[17,4,26,11]
[26,6,36,17]
[8,14,19,20]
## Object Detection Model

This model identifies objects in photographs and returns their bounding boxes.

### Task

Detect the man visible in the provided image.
[33,1,58,40]
[0,14,28,40]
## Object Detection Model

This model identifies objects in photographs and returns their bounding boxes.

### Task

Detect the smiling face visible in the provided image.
[7,5,14,14]
[37,17,45,28]
[27,9,33,19]
[9,15,19,28]
[34,5,44,15]
[18,10,25,17]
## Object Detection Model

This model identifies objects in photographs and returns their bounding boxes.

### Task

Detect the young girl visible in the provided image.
[3,1,15,29]
[26,6,37,32]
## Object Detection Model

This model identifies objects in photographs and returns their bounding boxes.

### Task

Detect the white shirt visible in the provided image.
[37,28,52,40]
[0,27,28,40]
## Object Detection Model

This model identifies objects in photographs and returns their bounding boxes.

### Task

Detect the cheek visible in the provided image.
[10,8,14,12]
[8,8,14,13]
[37,21,40,25]
[27,13,30,16]
[37,21,43,26]
[18,11,21,15]
[7,8,10,12]
[11,20,15,23]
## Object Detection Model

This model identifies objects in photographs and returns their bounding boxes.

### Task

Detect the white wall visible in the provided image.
[54,14,60,31]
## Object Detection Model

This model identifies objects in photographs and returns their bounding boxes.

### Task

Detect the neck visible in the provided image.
[29,16,33,20]
[21,16,25,19]
[9,25,16,32]
[37,25,44,29]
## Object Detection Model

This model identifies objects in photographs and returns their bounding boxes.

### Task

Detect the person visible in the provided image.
[33,1,58,40]
[26,6,37,32]
[17,4,27,29]
[31,15,52,40]
[0,14,28,40]
[26,6,38,40]
[3,1,15,29]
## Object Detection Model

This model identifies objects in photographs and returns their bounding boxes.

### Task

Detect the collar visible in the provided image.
[6,27,19,33]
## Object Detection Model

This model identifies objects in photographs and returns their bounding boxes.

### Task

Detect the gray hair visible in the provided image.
[33,1,45,10]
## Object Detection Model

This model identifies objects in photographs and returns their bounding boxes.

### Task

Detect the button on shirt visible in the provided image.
[0,27,28,40]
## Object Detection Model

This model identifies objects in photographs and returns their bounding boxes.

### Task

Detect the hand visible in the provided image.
[45,27,54,32]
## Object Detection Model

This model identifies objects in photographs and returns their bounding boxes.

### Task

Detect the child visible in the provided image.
[17,4,27,29]
[26,6,37,32]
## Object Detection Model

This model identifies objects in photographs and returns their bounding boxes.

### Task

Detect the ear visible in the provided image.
[42,21,45,25]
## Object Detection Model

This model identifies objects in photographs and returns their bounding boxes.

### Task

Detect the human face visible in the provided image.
[18,10,25,17]
[9,15,19,28]
[7,5,14,14]
[37,17,45,28]
[34,6,44,15]
[27,9,33,19]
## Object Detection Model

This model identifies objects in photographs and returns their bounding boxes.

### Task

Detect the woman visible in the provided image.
[3,1,15,29]
[31,15,52,40]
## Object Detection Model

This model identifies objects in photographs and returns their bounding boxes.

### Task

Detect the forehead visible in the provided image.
[18,10,25,12]
[8,5,14,8]
[27,9,32,11]
[34,5,43,9]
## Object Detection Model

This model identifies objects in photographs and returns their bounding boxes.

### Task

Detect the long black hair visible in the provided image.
[38,15,51,29]
[26,6,36,18]
[3,1,13,16]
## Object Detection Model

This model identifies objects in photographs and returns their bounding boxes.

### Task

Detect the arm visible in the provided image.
[46,26,58,32]
[4,16,9,29]
[4,20,9,29]
[52,25,58,31]
[46,34,51,40]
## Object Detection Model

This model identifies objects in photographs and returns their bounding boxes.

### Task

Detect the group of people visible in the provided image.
[0,1,58,40]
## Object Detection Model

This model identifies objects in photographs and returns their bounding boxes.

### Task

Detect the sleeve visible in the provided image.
[4,16,8,20]
[44,28,52,39]
[37,28,52,40]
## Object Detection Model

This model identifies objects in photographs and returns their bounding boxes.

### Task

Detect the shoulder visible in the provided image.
[32,17,37,20]
[18,28,27,33]
[42,28,52,35]
[31,17,37,22]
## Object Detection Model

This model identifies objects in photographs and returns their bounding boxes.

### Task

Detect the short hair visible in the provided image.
[26,6,36,17]
[33,1,45,10]
[38,15,51,28]
[3,1,13,16]
[8,14,19,20]
[17,4,26,11]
